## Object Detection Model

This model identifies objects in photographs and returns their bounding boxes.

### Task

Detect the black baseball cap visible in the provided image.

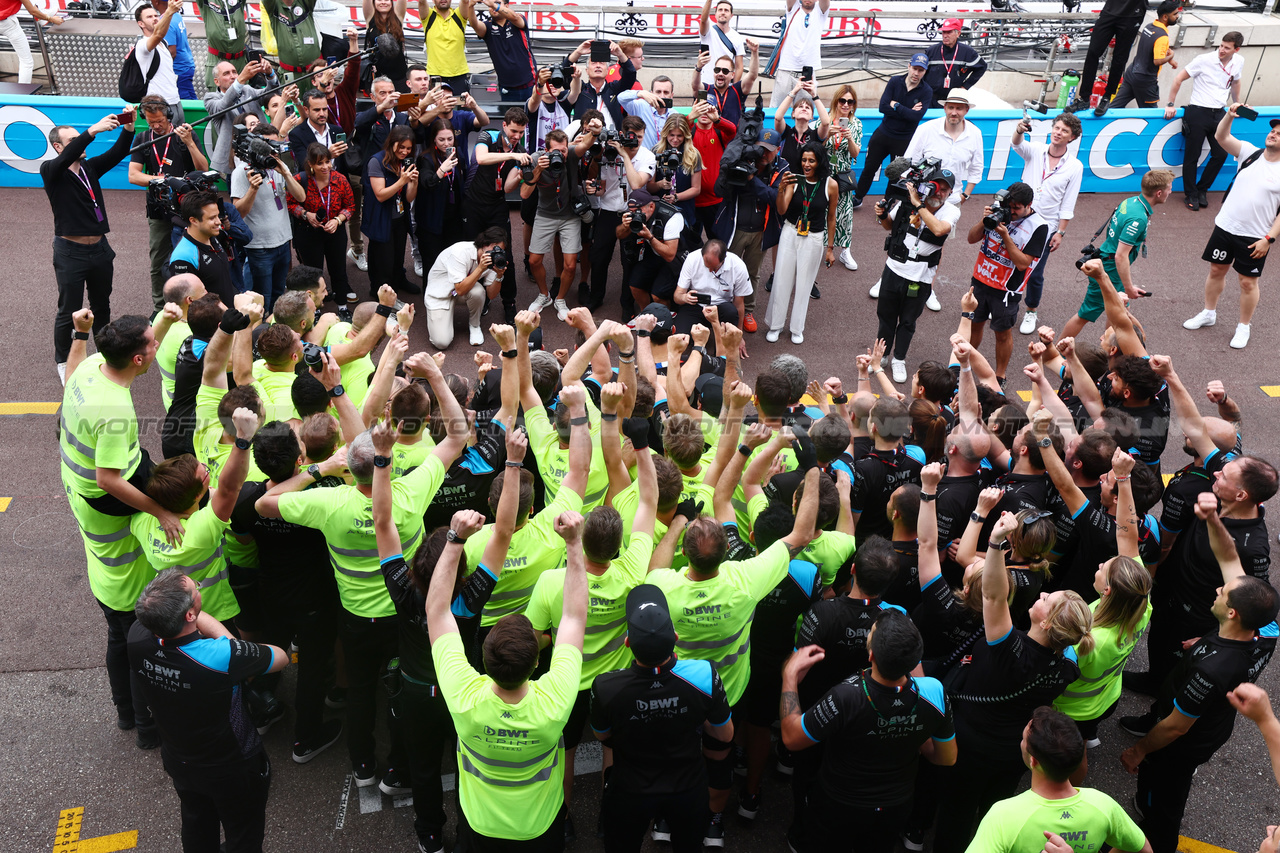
[626,585,677,664]
[694,373,724,418]
[636,303,674,344]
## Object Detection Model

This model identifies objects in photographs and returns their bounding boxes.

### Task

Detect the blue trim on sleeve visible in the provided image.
[266,646,276,670]
[380,554,403,566]
[184,636,232,673]
[799,713,820,744]
[922,574,944,591]
[709,713,732,727]
[914,676,947,715]
[988,627,1013,645]
[673,659,715,696]
[1070,502,1087,520]
[1063,645,1078,663]
[451,597,477,618]
[1172,699,1200,719]
[933,733,957,742]
[476,562,499,581]
[904,444,927,465]
[1143,514,1161,544]
[591,725,611,736]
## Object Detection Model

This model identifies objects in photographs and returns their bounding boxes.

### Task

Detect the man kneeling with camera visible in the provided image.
[874,164,960,383]
[424,227,509,348]
[965,181,1049,386]
[619,187,684,317]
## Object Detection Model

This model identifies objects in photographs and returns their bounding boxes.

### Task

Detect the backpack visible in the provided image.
[119,44,160,102]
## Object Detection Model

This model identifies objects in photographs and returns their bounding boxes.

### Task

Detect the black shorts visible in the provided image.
[972,282,1022,332]
[520,193,538,227]
[563,686,592,750]
[1202,224,1269,277]
[741,656,784,727]
[1072,698,1120,742]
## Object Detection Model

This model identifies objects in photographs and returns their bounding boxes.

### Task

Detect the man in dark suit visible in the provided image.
[564,39,635,126]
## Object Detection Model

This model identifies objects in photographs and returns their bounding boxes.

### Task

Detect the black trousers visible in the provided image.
[465,201,518,318]
[366,216,410,297]
[397,676,456,843]
[262,580,338,747]
[589,209,625,310]
[1080,13,1143,101]
[1181,105,1229,197]
[457,806,565,853]
[1111,75,1159,110]
[805,784,912,853]
[165,751,272,853]
[931,746,1028,853]
[674,300,738,356]
[602,784,707,853]
[339,610,403,768]
[294,222,350,299]
[876,265,931,361]
[96,598,155,731]
[52,236,114,364]
[1146,597,1189,688]
[855,129,911,201]
[1136,745,1207,853]
[418,217,467,281]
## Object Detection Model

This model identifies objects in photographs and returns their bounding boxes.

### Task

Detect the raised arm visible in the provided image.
[313,351,366,447]
[480,424,528,571]
[372,419,403,559]
[553,511,588,650]
[599,382,633,506]
[146,0,182,52]
[1032,410,1086,516]
[1196,492,1245,584]
[917,462,944,587]
[406,352,468,466]
[1112,449,1140,559]
[957,486,1004,570]
[557,383,592,499]
[489,324,522,424]
[361,332,409,426]
[210,409,260,521]
[982,511,1018,643]
[1085,259,1147,357]
[1056,336,1104,421]
[1149,355,1215,461]
[426,511,486,642]
[629,420,659,541]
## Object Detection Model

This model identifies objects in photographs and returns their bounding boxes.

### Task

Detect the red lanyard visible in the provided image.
[711,85,732,116]
[152,134,173,170]
[329,97,341,127]
[1041,150,1065,184]
[941,44,958,76]
[319,180,333,217]
[73,166,98,207]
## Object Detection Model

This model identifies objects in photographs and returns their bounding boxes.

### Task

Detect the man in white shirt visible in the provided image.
[699,0,745,88]
[424,227,507,348]
[1183,105,1280,350]
[1163,32,1245,211]
[903,87,984,311]
[1010,110,1084,334]
[134,0,184,125]
[673,239,751,342]
[770,0,830,109]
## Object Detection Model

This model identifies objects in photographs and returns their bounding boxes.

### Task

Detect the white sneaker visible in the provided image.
[765,329,781,343]
[891,358,907,384]
[347,247,368,272]
[529,293,553,313]
[925,291,942,312]
[791,332,804,344]
[1231,323,1251,349]
[1084,737,1102,749]
[869,279,882,298]
[57,362,67,385]
[839,248,858,271]
[469,325,484,346]
[553,298,570,322]
[1019,310,1038,335]
[414,257,423,278]
[1183,309,1216,330]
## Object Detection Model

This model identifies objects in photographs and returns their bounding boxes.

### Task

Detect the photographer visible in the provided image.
[414,120,467,278]
[205,59,277,175]
[712,126,788,336]
[363,126,421,298]
[874,169,960,382]
[618,188,683,313]
[965,181,1049,385]
[424,228,508,348]
[168,191,239,305]
[526,65,577,154]
[1062,169,1172,341]
[673,240,750,356]
[523,129,587,321]
[232,124,307,312]
[650,115,703,246]
[129,96,210,312]
[290,143,356,307]
[1011,111,1084,336]
[464,107,531,323]
[587,115,656,314]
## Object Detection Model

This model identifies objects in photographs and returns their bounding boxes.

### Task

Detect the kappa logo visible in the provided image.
[696,591,708,599]
[651,681,664,689]
[501,711,513,719]
[892,699,905,707]
[1060,811,1072,820]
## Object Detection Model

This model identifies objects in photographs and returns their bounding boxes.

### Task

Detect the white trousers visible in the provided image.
[426,286,485,349]
[770,69,801,109]
[765,221,824,336]
[0,15,34,84]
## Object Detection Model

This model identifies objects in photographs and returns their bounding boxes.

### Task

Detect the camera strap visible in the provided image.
[1089,199,1147,260]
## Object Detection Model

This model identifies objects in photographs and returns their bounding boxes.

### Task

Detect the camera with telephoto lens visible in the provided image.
[629,210,648,234]
[145,170,222,220]
[885,156,944,205]
[488,246,508,270]
[655,147,682,184]
[232,125,290,178]
[548,64,568,89]
[983,188,1012,231]
[1075,243,1103,271]
[302,341,325,370]
[544,148,566,181]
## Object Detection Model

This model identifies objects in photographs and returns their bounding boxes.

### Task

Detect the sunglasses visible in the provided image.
[837,97,855,104]
[714,67,732,74]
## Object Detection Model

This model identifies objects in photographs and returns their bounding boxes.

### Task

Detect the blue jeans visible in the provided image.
[500,86,534,103]
[248,243,292,312]
[1024,247,1051,309]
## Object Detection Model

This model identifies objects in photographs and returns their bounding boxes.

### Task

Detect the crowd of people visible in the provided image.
[32,0,1280,852]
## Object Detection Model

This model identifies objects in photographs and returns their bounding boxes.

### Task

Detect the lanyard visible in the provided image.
[710,85,733,116]
[152,134,173,170]
[940,43,959,76]
[329,97,340,127]
[319,179,332,217]
[797,178,819,228]
[72,165,96,203]
[1041,149,1066,184]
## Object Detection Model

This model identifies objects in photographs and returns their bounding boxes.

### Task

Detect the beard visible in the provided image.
[1183,442,1198,458]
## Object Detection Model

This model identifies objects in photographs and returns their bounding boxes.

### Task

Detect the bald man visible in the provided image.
[153,274,207,411]
[203,58,276,174]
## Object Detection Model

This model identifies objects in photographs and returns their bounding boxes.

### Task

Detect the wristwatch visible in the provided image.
[307,463,322,480]
[961,311,975,320]
[446,529,466,544]
[373,455,392,468]
[1038,436,1053,448]
[234,437,251,450]
[920,492,937,503]
[1268,236,1276,244]
[1167,101,1175,107]
[970,511,986,523]
[329,384,345,398]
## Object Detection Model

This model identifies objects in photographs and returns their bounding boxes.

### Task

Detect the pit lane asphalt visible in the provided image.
[1,187,1276,852]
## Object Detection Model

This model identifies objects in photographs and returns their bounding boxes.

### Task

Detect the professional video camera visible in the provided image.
[720,91,767,187]
[654,147,682,185]
[983,188,1012,231]
[232,125,290,177]
[884,156,946,204]
[145,170,222,221]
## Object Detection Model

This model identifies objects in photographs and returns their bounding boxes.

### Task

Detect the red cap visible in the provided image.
[941,18,963,31]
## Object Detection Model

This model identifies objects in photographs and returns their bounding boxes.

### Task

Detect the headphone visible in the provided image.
[140,95,174,123]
